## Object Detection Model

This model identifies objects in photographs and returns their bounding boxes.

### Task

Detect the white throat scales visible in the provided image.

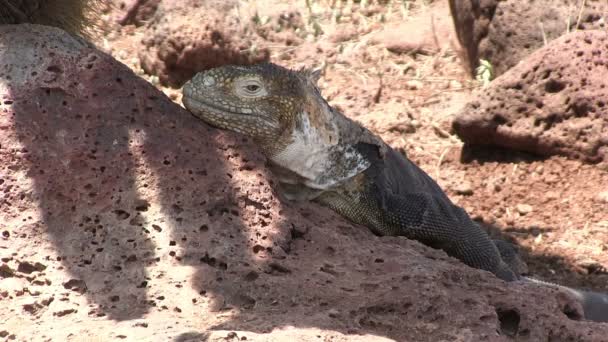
[271,109,371,190]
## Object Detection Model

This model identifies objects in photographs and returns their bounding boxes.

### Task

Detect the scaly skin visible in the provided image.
[182,63,608,322]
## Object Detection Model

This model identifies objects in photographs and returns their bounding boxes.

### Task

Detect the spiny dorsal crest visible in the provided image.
[297,66,323,86]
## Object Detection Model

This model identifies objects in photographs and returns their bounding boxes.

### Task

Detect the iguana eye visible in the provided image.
[235,78,267,98]
[242,81,263,94]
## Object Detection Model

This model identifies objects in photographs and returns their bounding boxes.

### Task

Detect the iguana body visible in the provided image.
[182,63,608,322]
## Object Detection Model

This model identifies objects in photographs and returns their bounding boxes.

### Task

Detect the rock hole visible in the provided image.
[63,279,87,292]
[46,65,62,73]
[243,271,259,281]
[200,253,217,267]
[545,79,566,93]
[492,114,508,125]
[113,210,130,220]
[496,308,520,337]
[571,102,590,117]
[236,294,256,309]
[268,262,291,274]
[290,225,305,239]
[135,200,150,212]
[561,300,583,321]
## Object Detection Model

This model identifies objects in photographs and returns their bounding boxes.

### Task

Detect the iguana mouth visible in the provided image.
[182,93,280,130]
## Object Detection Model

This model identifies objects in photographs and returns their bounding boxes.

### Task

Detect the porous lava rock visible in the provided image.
[369,2,454,56]
[138,0,269,87]
[453,30,608,163]
[449,0,607,77]
[2,24,608,341]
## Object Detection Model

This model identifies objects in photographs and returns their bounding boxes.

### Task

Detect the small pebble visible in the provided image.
[405,80,423,90]
[454,182,474,196]
[596,191,608,203]
[516,204,533,215]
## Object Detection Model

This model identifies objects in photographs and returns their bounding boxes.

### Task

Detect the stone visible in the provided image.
[0,264,15,278]
[16,261,46,274]
[370,3,454,56]
[596,191,608,203]
[454,182,474,196]
[516,204,533,215]
[449,0,607,77]
[453,30,608,163]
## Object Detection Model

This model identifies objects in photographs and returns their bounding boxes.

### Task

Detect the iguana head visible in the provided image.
[183,63,370,189]
[182,63,319,149]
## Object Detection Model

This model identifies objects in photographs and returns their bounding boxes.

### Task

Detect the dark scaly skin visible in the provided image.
[182,63,608,321]
[314,144,517,281]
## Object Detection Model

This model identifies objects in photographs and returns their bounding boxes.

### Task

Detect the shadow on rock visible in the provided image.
[1,25,161,320]
[482,222,608,293]
[459,144,549,165]
[1,23,254,321]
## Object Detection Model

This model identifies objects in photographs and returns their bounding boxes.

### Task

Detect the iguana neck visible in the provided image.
[259,97,371,190]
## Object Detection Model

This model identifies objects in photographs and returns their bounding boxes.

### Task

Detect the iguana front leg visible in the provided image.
[315,189,518,281]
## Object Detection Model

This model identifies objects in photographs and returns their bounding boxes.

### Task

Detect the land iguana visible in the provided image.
[182,62,608,322]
